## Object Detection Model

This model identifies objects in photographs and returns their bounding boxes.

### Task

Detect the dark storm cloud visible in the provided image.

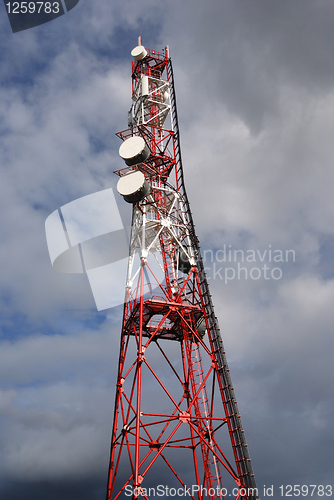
[0,478,107,500]
[164,0,334,132]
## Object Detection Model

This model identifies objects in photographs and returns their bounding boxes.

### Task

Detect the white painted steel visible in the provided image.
[131,75,171,129]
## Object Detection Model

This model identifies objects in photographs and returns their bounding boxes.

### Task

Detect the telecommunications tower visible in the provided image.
[106,40,259,500]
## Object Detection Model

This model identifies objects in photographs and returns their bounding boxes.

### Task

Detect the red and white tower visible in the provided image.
[106,40,259,500]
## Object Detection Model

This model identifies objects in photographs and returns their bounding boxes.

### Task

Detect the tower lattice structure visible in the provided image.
[106,42,259,500]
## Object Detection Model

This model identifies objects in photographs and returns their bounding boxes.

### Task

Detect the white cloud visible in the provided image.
[0,324,117,481]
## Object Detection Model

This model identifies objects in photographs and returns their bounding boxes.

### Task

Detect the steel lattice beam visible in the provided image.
[105,42,259,500]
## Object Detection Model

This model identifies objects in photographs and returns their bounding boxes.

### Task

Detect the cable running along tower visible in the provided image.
[106,40,259,500]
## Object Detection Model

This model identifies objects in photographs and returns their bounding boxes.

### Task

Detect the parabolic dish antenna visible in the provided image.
[116,170,150,203]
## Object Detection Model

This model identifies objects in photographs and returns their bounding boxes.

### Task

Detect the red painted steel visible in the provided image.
[106,44,259,500]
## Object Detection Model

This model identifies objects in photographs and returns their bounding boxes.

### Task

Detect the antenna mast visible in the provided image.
[106,41,259,500]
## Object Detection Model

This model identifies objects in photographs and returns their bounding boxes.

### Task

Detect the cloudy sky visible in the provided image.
[0,0,334,498]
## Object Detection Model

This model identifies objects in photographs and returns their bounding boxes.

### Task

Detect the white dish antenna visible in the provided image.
[131,45,147,61]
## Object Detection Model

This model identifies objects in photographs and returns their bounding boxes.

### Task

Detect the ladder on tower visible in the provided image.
[189,341,224,500]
